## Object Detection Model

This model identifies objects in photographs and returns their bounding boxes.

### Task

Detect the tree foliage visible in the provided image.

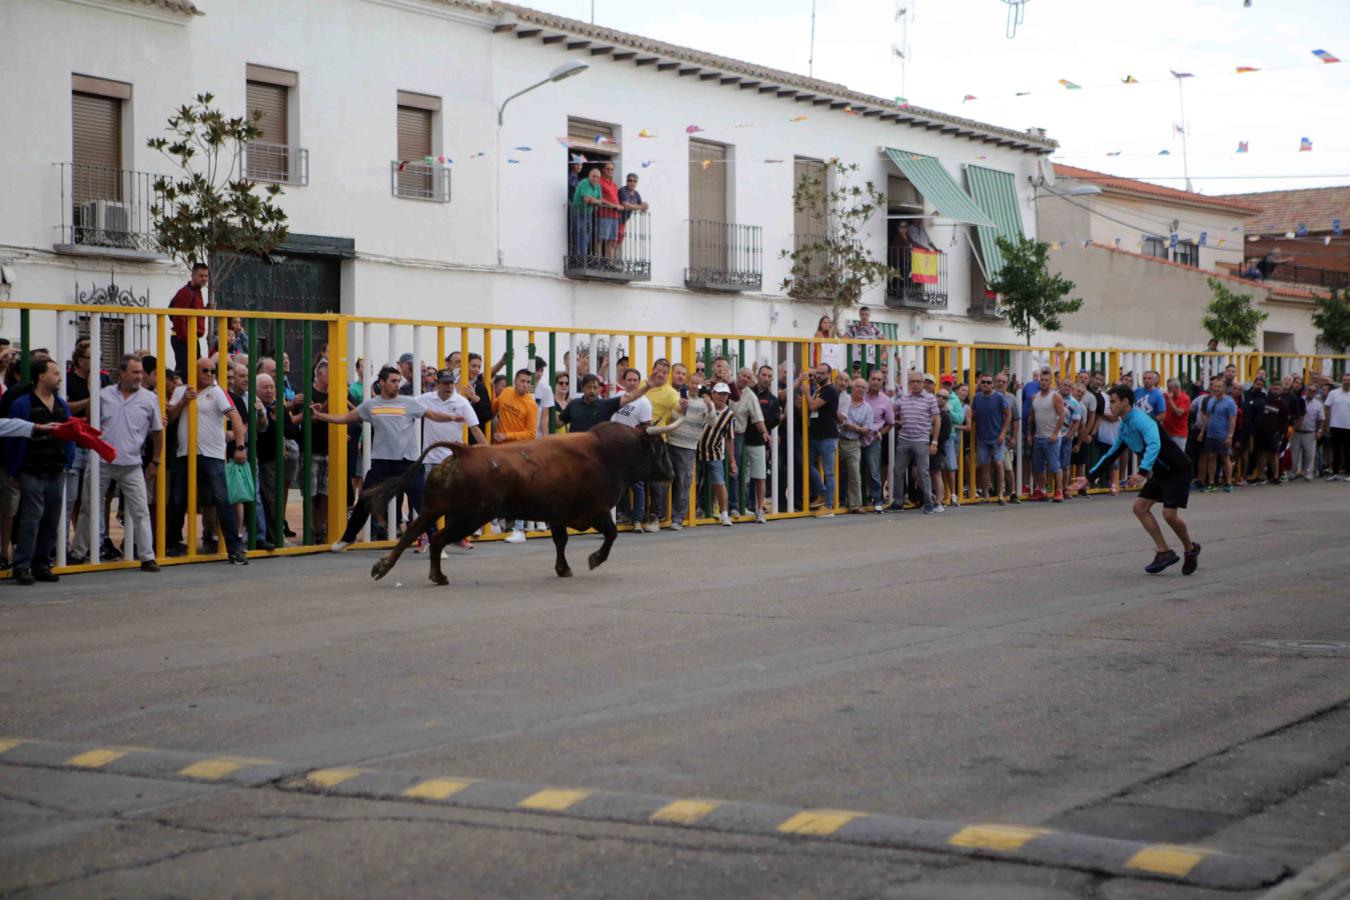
[1202,277,1267,352]
[780,161,896,329]
[146,93,289,285]
[987,235,1083,345]
[1311,287,1350,353]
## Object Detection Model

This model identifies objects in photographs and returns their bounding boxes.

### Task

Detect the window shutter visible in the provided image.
[72,91,122,203]
[568,118,617,152]
[397,106,432,160]
[793,157,826,238]
[688,140,727,224]
[246,81,288,144]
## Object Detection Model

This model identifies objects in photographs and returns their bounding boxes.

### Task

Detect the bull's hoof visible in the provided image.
[556,566,573,578]
[371,558,393,580]
[587,552,603,571]
[430,572,449,586]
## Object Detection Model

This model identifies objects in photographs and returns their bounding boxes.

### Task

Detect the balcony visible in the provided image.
[685,220,762,292]
[884,245,948,310]
[390,160,450,202]
[565,204,651,283]
[244,141,308,186]
[53,163,164,260]
[973,291,1005,318]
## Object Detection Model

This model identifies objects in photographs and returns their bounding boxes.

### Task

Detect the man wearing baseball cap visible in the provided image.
[416,369,486,552]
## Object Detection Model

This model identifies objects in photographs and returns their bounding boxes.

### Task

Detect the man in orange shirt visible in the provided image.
[492,369,539,543]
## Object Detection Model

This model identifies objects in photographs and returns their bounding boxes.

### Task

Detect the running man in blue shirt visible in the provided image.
[1071,385,1199,575]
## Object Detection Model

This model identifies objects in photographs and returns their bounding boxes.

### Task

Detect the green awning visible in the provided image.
[964,164,1026,281]
[883,148,993,227]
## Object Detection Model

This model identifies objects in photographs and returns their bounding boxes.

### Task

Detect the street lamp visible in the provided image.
[496,62,590,267]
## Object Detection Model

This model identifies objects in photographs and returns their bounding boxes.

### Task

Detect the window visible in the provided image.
[393,91,446,201]
[1142,236,1167,259]
[70,75,130,247]
[568,117,619,153]
[245,64,299,183]
[1173,240,1198,267]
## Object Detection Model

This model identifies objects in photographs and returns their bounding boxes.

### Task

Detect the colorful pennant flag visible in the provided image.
[893,96,908,106]
[638,129,656,138]
[1121,75,1139,84]
[1106,150,1122,156]
[910,249,940,284]
[555,136,571,148]
[962,94,977,102]
[1016,91,1032,96]
[641,161,652,168]
[1217,238,1225,246]
[1296,223,1309,236]
[1334,219,1343,237]
[764,159,784,163]
[396,160,408,173]
[1327,236,1334,246]
[1300,137,1313,152]
[700,159,713,170]
[1236,141,1249,153]
[595,135,616,145]
[1058,79,1081,89]
[507,159,520,165]
[1158,149,1171,155]
[1284,231,1296,239]
[843,106,860,115]
[685,125,705,134]
[789,115,808,122]
[1312,49,1340,64]
[423,155,435,164]
[1199,231,1207,246]
[1114,238,1121,248]
[470,151,486,158]
[1235,66,1260,74]
[1082,239,1091,248]
[1170,70,1195,78]
[512,146,532,152]
[1169,233,1178,249]
[1248,234,1260,242]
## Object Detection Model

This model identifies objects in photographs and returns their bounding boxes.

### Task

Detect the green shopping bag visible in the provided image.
[226,460,256,505]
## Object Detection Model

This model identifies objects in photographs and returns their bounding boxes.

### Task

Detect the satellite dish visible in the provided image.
[1037,156,1056,187]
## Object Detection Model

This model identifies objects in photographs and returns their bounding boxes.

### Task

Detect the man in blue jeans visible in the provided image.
[3,359,72,584]
[801,362,841,517]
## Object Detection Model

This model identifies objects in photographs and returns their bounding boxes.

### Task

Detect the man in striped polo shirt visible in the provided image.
[892,370,941,514]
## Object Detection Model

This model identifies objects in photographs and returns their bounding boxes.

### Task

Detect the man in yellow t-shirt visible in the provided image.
[641,358,680,531]
[491,369,539,543]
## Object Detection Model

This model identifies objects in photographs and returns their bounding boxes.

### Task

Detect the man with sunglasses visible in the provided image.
[971,372,1011,506]
[617,172,648,249]
[167,358,250,564]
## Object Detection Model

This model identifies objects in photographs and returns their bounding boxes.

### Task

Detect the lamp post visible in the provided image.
[495,62,589,267]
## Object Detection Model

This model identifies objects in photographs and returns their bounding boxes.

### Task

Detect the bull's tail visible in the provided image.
[361,440,469,511]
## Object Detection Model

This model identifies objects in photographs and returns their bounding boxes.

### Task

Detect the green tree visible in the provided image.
[987,235,1083,346]
[1311,287,1350,353]
[146,92,289,289]
[1202,277,1267,352]
[780,161,896,329]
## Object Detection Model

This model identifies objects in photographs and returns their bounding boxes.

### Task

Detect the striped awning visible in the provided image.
[964,164,1026,281]
[883,148,993,227]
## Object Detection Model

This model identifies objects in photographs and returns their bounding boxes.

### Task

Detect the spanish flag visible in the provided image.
[910,248,939,284]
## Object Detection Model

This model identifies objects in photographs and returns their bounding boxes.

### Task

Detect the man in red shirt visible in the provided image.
[169,263,209,378]
[1163,377,1191,452]
[597,161,622,261]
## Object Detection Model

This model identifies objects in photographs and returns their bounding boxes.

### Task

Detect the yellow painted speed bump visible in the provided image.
[650,799,720,825]
[0,739,23,755]
[179,758,272,781]
[777,809,865,835]
[403,778,472,801]
[65,748,129,769]
[518,789,592,811]
[948,824,1051,852]
[305,768,365,788]
[1126,844,1211,878]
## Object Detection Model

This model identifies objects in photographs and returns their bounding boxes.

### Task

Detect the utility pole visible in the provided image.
[1175,76,1193,192]
[808,0,817,77]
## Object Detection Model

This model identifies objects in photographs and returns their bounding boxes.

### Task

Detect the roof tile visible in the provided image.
[1214,185,1350,234]
[1053,164,1261,214]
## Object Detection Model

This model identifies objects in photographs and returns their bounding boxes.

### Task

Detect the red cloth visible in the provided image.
[169,283,206,339]
[50,419,117,464]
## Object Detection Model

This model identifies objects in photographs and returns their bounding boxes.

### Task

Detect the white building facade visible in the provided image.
[2,0,1061,356]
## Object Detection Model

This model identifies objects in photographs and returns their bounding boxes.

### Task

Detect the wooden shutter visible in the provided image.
[72,91,122,202]
[793,157,826,238]
[246,81,288,144]
[688,140,727,224]
[569,118,617,152]
[397,106,432,159]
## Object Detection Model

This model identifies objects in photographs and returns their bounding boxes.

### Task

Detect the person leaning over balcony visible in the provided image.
[617,172,648,247]
[570,168,605,258]
[169,263,209,379]
[3,359,71,585]
[597,161,624,262]
[69,355,162,571]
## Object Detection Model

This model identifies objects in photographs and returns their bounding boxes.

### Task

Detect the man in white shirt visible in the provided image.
[611,366,654,531]
[418,368,486,549]
[167,357,249,565]
[533,357,555,437]
[71,354,163,570]
[1325,372,1350,480]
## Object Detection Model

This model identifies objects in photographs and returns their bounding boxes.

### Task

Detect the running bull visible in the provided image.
[363,419,680,583]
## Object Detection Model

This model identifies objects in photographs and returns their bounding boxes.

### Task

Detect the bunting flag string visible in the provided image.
[1300,137,1314,152]
[1058,79,1081,89]
[1235,66,1260,73]
[685,125,705,133]
[1313,49,1340,63]
[638,129,657,138]
[789,114,808,122]
[1121,75,1139,84]
[1236,141,1249,153]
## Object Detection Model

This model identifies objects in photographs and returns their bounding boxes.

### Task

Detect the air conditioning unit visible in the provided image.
[78,200,135,249]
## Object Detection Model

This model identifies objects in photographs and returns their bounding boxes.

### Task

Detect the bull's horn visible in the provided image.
[646,417,683,436]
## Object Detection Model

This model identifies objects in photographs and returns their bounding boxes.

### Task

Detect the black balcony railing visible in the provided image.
[244,141,308,186]
[685,220,762,292]
[565,204,651,282]
[885,245,948,310]
[55,163,163,255]
[391,160,450,202]
[1270,263,1350,290]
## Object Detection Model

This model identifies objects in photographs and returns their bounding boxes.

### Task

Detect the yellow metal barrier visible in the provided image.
[2,300,1347,579]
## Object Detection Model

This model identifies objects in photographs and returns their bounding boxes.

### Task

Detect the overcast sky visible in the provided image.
[528,0,1349,195]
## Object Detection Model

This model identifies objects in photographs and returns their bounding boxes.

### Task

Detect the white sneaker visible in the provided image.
[720,512,733,526]
[505,530,526,544]
[873,503,884,513]
[440,549,449,559]
[647,519,661,532]
[632,521,645,534]
[1326,474,1341,481]
[330,540,351,553]
[670,520,683,531]
[755,512,767,524]
[932,504,946,513]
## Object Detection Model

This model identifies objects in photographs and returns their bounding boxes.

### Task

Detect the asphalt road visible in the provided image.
[1,483,1348,898]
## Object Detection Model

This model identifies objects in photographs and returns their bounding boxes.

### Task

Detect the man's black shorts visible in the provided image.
[1138,465,1192,509]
